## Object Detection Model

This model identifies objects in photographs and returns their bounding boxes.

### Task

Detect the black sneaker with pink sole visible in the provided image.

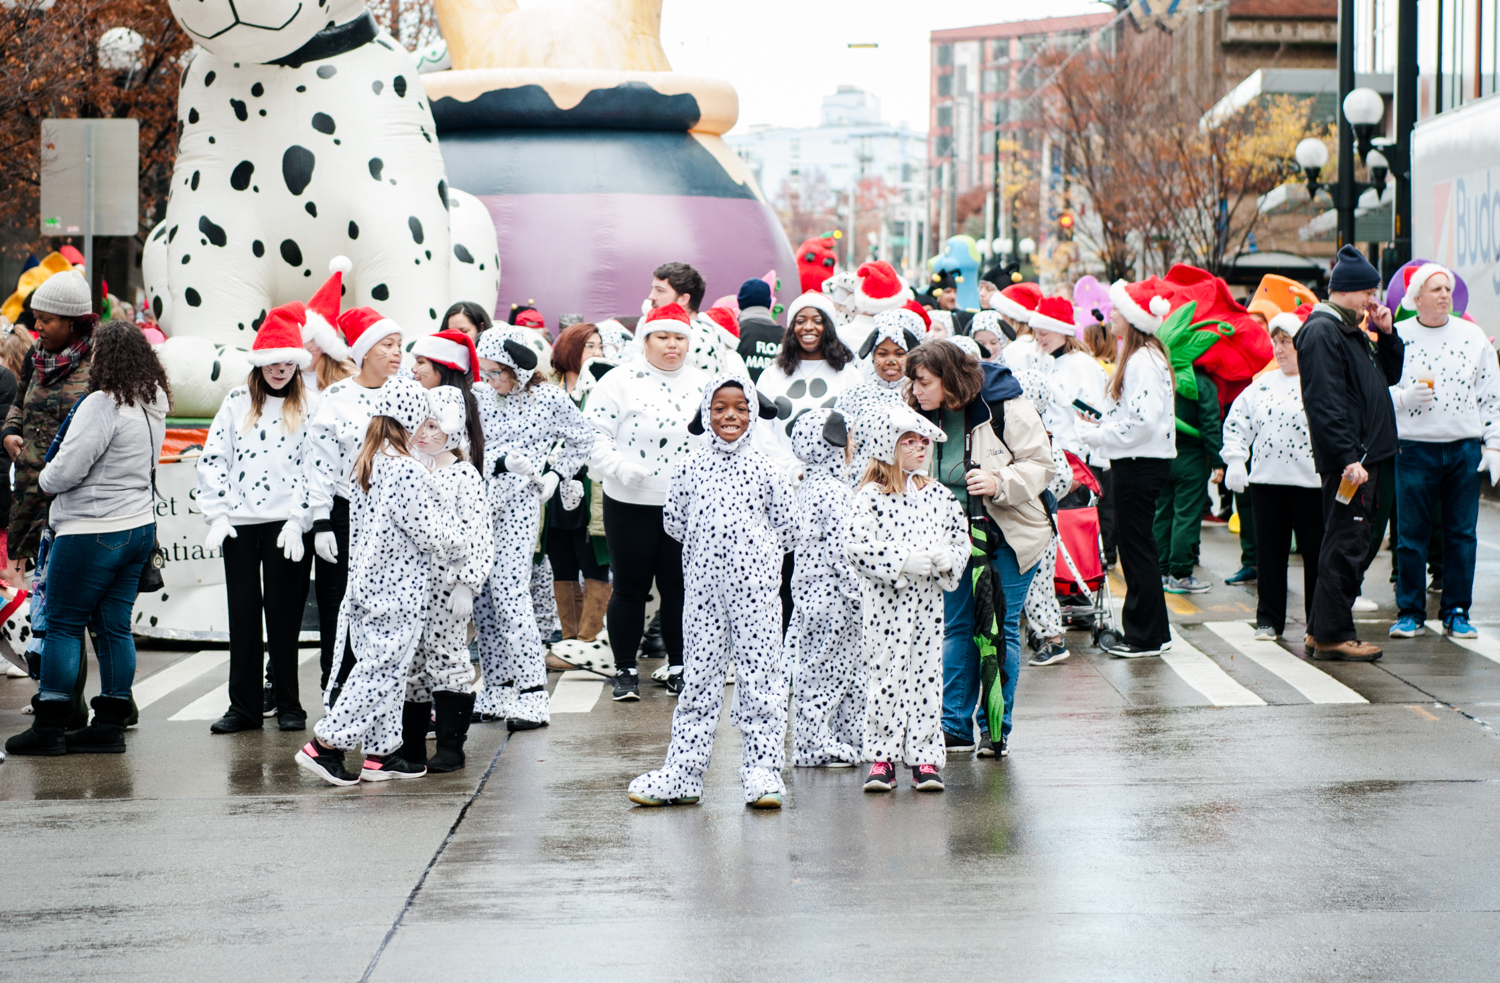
[294,741,360,786]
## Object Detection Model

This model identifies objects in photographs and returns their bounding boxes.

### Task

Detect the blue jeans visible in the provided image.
[942,544,1036,741]
[1395,438,1481,621]
[37,523,154,702]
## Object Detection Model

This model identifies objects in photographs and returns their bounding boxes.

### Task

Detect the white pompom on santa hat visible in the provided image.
[411,329,481,382]
[1028,296,1079,339]
[303,255,351,361]
[1402,262,1453,307]
[338,306,403,367]
[1108,277,1173,334]
[247,303,314,368]
[852,261,912,315]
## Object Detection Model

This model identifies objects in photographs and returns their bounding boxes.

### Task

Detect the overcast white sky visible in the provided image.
[657,0,1106,133]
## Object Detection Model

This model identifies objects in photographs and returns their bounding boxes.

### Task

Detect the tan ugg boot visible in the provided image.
[553,581,582,640]
[578,579,612,642]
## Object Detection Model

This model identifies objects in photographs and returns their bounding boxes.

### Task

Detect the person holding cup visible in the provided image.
[1294,246,1404,661]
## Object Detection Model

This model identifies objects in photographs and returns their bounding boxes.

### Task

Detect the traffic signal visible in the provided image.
[1058,212,1075,239]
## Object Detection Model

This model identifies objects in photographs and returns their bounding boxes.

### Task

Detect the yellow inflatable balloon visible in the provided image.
[2,252,76,323]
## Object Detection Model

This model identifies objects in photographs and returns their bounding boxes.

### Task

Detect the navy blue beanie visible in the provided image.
[1328,244,1381,293]
[737,278,772,310]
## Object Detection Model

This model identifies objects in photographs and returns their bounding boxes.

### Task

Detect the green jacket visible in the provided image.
[1173,367,1223,469]
[3,344,94,558]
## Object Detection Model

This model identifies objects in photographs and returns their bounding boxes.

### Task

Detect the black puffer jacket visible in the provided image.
[1295,303,1404,473]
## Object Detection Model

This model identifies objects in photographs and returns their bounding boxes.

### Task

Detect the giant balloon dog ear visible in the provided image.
[822,410,848,447]
[503,339,538,371]
[756,389,779,420]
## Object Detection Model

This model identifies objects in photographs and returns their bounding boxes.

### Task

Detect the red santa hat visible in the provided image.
[1402,262,1453,307]
[247,303,314,368]
[338,306,403,366]
[641,302,693,337]
[1028,296,1078,338]
[902,299,932,332]
[992,282,1043,322]
[411,329,481,382]
[303,255,351,361]
[703,305,739,338]
[1108,277,1173,335]
[853,261,912,315]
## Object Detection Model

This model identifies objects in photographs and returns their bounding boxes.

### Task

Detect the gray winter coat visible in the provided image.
[40,388,168,534]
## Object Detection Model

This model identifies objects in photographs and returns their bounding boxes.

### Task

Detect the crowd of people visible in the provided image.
[2,243,1496,804]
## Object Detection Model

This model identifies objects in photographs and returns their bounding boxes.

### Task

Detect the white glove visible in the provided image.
[1076,419,1103,446]
[1223,459,1250,494]
[276,522,305,563]
[449,583,474,621]
[559,479,584,511]
[1480,448,1500,487]
[313,531,339,564]
[617,461,650,488]
[536,470,560,502]
[504,453,534,476]
[204,517,237,551]
[1394,384,1436,410]
[928,547,955,574]
[900,551,934,578]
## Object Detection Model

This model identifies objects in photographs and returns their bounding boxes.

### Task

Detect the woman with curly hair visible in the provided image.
[5,320,170,756]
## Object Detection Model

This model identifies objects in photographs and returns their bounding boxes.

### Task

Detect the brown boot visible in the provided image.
[1312,638,1382,662]
[578,578,612,643]
[553,581,581,640]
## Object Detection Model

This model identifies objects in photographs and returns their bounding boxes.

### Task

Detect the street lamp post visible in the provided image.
[1336,0,1356,247]
[1393,0,1418,265]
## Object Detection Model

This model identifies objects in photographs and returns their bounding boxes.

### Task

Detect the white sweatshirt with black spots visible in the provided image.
[584,360,709,506]
[1391,315,1500,447]
[1039,350,1109,461]
[304,376,384,522]
[756,357,865,468]
[1087,348,1176,462]
[1221,369,1318,488]
[834,378,903,486]
[198,385,321,529]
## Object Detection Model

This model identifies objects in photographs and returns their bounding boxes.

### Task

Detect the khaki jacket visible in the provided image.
[966,395,1056,573]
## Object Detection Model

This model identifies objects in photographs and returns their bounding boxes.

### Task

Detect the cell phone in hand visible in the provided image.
[1072,398,1102,420]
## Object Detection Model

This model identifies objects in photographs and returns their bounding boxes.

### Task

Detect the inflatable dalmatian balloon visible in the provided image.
[144,0,499,352]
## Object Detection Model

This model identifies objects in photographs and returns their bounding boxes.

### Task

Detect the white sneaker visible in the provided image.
[1352,596,1379,612]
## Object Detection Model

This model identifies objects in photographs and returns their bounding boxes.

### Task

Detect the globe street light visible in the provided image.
[1018,237,1036,257]
[1295,137,1329,198]
[1342,87,1384,161]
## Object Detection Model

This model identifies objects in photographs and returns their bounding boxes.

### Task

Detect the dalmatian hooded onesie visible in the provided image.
[846,403,970,772]
[834,309,924,485]
[786,409,865,767]
[303,377,461,782]
[628,373,796,807]
[472,327,594,728]
[401,385,493,772]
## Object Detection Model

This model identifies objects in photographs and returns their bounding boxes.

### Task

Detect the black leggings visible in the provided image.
[223,520,313,721]
[546,525,609,583]
[1111,457,1172,648]
[602,495,684,671]
[1249,483,1323,635]
[313,496,350,690]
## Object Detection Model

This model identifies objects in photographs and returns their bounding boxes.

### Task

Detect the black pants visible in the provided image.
[1309,461,1383,644]
[222,520,313,721]
[602,495,684,671]
[1111,457,1172,648]
[313,496,350,689]
[1249,483,1324,635]
[1090,464,1116,562]
[546,524,609,582]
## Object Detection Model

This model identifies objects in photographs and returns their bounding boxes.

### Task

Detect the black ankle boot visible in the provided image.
[6,696,68,756]
[400,700,431,766]
[639,612,666,657]
[66,696,131,753]
[427,691,475,773]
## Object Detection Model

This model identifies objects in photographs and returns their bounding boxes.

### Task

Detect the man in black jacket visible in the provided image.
[1296,245,1404,660]
[734,278,782,382]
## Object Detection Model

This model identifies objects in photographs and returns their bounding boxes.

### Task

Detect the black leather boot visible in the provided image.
[400,700,431,766]
[6,696,68,756]
[427,691,475,773]
[66,695,131,753]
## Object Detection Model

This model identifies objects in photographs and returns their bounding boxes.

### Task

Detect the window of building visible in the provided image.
[934,135,953,159]
[935,43,953,67]
[936,104,953,129]
[990,38,1010,62]
[937,73,953,97]
[981,68,1006,93]
[1018,34,1043,60]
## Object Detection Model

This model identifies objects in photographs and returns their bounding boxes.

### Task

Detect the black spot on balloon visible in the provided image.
[208,136,215,144]
[187,107,199,124]
[185,287,201,307]
[368,158,383,181]
[454,243,474,264]
[282,145,315,195]
[296,85,306,93]
[424,250,431,259]
[311,112,335,135]
[371,80,383,95]
[437,180,448,209]
[190,170,200,191]
[203,71,215,87]
[371,283,389,301]
[152,295,162,318]
[181,254,190,264]
[408,216,424,244]
[393,75,407,97]
[348,221,359,239]
[250,82,264,97]
[210,361,220,381]
[304,270,312,277]
[230,99,247,121]
[229,160,254,190]
[429,308,436,319]
[787,379,807,399]
[279,239,303,267]
[167,225,178,243]
[151,225,166,241]
[198,215,226,247]
[252,309,266,330]
[809,378,827,398]
[305,201,317,217]
[252,239,264,257]
[659,438,668,448]
[317,64,337,79]
[258,109,266,117]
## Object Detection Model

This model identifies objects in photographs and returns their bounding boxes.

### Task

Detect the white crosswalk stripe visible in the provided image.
[167,649,320,721]
[1161,628,1266,706]
[550,670,604,713]
[1203,622,1367,704]
[133,651,226,710]
[1424,620,1500,665]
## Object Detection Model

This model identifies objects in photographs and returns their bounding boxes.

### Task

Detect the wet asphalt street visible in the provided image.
[5,506,1500,982]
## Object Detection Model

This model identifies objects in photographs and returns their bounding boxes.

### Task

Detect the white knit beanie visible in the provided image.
[30,271,93,318]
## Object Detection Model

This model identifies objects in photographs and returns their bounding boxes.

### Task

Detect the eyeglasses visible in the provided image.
[899,436,932,448]
[480,369,508,382]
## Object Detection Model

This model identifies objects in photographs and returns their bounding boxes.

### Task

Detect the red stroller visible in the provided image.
[1054,455,1122,651]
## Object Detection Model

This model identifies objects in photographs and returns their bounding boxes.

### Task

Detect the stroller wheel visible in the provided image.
[1096,628,1122,652]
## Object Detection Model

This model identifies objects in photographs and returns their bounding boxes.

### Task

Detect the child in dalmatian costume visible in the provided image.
[627,373,796,808]
[400,385,492,774]
[846,402,971,793]
[835,308,924,485]
[297,377,463,786]
[785,409,865,767]
[471,326,594,729]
